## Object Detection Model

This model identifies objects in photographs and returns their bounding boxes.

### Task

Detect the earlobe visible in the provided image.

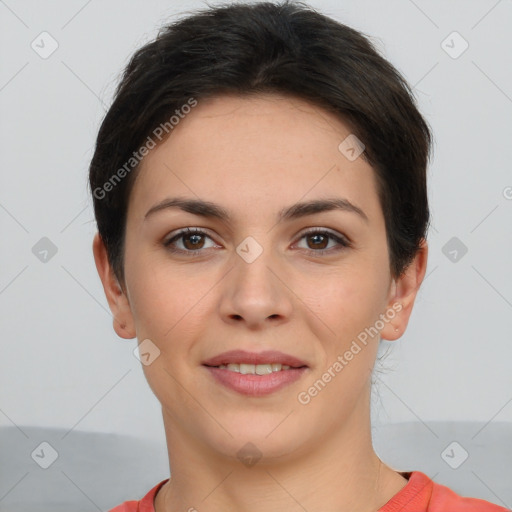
[92,232,136,340]
[380,239,428,341]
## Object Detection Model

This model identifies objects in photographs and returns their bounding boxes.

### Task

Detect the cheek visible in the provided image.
[304,266,387,401]
[124,249,216,343]
[125,261,213,397]
[302,258,389,335]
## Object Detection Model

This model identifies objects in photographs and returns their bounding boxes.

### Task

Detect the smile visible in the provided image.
[203,364,308,396]
[214,363,293,374]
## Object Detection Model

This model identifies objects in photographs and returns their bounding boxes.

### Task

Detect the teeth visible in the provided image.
[217,363,292,374]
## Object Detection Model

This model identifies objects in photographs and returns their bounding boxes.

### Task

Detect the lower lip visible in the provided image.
[203,366,308,396]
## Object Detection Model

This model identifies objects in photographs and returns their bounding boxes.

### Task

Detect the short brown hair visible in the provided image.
[89,0,433,285]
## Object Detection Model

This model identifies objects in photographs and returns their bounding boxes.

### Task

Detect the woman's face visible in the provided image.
[98,93,423,462]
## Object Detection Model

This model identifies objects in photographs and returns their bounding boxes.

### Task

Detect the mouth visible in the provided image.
[203,362,307,375]
[201,349,309,396]
[201,349,309,370]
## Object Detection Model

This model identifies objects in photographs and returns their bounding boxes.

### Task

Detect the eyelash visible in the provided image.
[163,227,351,257]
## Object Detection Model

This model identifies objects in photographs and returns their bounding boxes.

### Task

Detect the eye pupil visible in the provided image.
[184,233,204,250]
[309,233,328,249]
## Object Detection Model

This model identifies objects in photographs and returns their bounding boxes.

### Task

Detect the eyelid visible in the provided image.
[296,226,351,244]
[163,226,351,256]
[165,226,214,240]
[293,227,351,255]
[163,227,219,247]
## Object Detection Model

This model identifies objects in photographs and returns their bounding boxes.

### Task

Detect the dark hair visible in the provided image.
[88,0,433,287]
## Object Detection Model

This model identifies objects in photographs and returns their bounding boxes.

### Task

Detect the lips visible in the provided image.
[201,349,308,368]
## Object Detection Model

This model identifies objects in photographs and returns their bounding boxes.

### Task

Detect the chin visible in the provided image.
[200,420,308,465]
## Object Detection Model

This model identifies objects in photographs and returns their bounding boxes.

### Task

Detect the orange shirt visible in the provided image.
[109,471,510,512]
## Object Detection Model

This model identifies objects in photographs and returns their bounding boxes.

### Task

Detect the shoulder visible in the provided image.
[424,472,509,511]
[430,479,510,511]
[108,479,169,512]
[109,500,139,512]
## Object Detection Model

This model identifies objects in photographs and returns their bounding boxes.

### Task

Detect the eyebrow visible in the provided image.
[144,196,368,224]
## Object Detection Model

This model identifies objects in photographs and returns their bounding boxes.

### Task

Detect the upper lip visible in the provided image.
[202,350,308,368]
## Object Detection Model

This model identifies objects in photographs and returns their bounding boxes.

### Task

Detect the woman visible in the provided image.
[89,1,509,510]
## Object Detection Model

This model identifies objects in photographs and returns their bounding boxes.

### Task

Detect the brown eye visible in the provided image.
[296,229,350,255]
[182,232,205,250]
[164,228,217,255]
[306,232,329,250]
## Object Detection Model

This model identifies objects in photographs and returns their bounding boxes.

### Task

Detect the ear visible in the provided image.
[92,232,136,339]
[380,238,428,341]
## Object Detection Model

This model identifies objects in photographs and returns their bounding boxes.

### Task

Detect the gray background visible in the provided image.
[1,0,511,510]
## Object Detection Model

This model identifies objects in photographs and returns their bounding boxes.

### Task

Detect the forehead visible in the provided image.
[128,93,382,225]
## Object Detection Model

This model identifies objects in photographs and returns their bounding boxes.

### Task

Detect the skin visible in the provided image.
[93,93,428,512]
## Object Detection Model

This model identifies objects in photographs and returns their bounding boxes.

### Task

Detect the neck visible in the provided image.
[155,385,408,512]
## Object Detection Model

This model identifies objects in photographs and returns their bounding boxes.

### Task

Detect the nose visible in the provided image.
[218,246,293,329]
